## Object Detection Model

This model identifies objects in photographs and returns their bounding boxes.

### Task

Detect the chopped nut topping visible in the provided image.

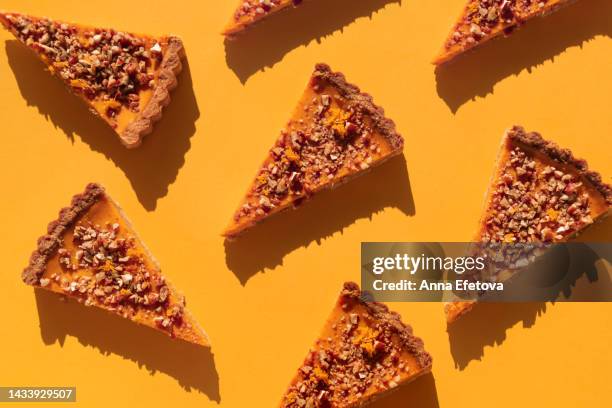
[45,221,183,333]
[446,0,551,50]
[234,87,383,224]
[3,14,162,124]
[233,0,293,21]
[482,145,593,243]
[281,294,423,407]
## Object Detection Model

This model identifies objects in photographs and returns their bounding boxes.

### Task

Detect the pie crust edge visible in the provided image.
[342,282,433,371]
[119,36,185,148]
[22,182,105,286]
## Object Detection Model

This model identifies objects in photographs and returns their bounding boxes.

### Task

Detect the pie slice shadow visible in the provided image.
[224,0,401,83]
[368,373,439,408]
[434,0,612,113]
[447,301,547,370]
[448,217,612,370]
[4,40,199,211]
[224,155,415,285]
[34,288,220,402]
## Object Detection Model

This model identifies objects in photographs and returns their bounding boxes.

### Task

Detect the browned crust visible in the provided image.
[343,282,433,371]
[119,36,185,148]
[433,0,577,65]
[507,126,612,205]
[22,183,105,285]
[313,63,404,152]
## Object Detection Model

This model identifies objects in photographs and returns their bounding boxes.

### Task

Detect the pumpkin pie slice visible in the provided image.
[224,63,404,238]
[434,0,576,64]
[23,183,209,346]
[0,11,184,148]
[280,282,432,407]
[446,126,612,323]
[223,0,301,36]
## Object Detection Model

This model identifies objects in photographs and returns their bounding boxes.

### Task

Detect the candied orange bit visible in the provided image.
[102,100,122,109]
[48,61,68,74]
[546,208,559,221]
[503,234,515,243]
[70,79,89,89]
[256,174,267,185]
[284,392,297,404]
[120,289,131,297]
[352,325,379,355]
[100,260,114,273]
[285,147,300,162]
[361,339,375,355]
[312,366,328,382]
[467,3,480,19]
[325,106,350,136]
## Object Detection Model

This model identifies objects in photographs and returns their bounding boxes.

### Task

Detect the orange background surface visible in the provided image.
[0,0,611,407]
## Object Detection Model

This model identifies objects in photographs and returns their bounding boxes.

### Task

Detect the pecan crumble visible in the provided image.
[436,0,573,63]
[234,0,285,20]
[447,0,551,49]
[481,128,611,244]
[482,148,591,243]
[225,64,403,237]
[2,13,161,119]
[234,95,379,220]
[226,0,304,34]
[280,283,431,407]
[49,221,185,333]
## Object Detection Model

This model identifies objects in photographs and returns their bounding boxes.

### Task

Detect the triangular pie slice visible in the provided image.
[23,183,209,346]
[0,12,184,148]
[223,0,300,36]
[434,0,575,64]
[445,126,612,323]
[279,282,432,407]
[224,63,404,238]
